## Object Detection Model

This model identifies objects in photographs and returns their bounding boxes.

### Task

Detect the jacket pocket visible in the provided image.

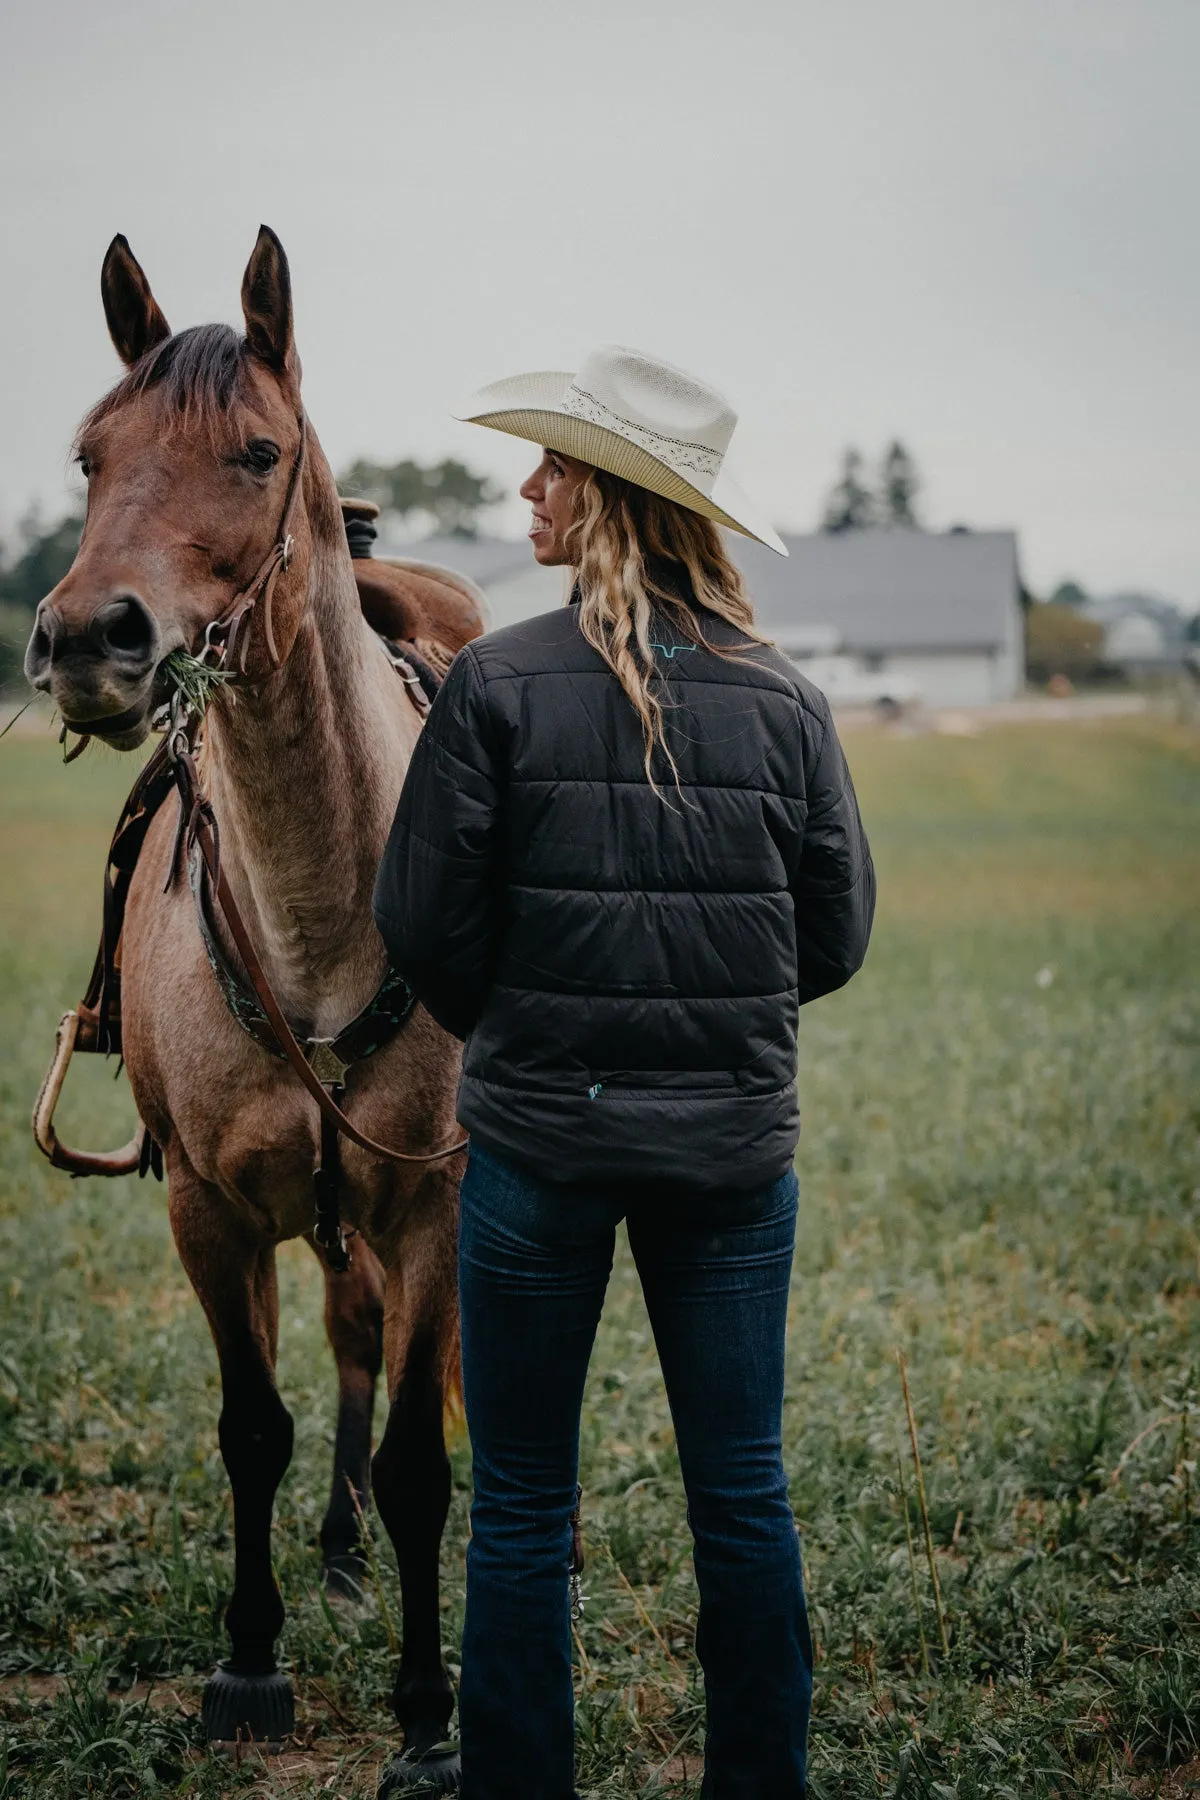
[587,1067,741,1096]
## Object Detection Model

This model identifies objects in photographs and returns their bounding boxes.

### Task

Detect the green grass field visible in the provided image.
[1,715,1198,1798]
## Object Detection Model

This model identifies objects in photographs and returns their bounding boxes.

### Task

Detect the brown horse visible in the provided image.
[24,227,478,1795]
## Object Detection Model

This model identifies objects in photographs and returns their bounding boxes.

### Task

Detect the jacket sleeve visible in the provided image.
[372,645,502,1041]
[790,700,876,1003]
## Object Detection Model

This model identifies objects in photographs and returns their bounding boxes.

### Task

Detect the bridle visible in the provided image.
[201,412,308,679]
[58,413,309,761]
[166,408,467,1179]
[37,407,467,1271]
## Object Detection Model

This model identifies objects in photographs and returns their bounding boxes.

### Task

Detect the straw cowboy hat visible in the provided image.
[455,345,788,556]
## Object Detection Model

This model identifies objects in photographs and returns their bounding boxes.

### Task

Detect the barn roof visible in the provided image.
[729,528,1021,653]
[392,526,1022,652]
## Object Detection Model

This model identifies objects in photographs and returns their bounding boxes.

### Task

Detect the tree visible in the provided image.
[338,457,503,538]
[0,506,85,613]
[820,441,926,532]
[1049,579,1089,609]
[0,506,83,691]
[0,606,31,692]
[879,439,920,527]
[821,448,875,533]
[1024,601,1105,684]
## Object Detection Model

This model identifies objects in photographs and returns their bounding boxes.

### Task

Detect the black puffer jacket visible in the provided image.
[373,589,875,1190]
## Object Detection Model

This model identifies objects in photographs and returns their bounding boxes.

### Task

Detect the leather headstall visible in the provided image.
[32,434,468,1262]
[209,412,308,678]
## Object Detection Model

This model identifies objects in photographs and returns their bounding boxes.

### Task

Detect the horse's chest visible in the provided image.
[119,842,309,1185]
[117,838,420,1234]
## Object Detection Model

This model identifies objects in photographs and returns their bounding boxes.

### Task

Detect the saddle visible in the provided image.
[339,497,489,675]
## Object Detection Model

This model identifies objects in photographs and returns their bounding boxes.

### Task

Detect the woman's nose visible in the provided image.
[518,470,543,502]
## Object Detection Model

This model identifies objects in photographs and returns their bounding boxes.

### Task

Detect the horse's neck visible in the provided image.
[205,521,418,1036]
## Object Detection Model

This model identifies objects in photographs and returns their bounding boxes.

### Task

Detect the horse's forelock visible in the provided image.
[76,323,254,453]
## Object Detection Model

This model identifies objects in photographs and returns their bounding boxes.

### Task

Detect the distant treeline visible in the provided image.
[4,444,1179,696]
[0,508,86,690]
[0,508,86,616]
[0,441,923,639]
[1,455,504,616]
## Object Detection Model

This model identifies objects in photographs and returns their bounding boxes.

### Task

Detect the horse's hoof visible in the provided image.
[377,1741,461,1796]
[201,1662,294,1751]
[322,1553,368,1603]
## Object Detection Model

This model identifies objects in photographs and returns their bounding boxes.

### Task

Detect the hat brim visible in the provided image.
[456,370,788,557]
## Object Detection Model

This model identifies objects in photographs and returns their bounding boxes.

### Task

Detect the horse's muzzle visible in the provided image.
[26,592,162,747]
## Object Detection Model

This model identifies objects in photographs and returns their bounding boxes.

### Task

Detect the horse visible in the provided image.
[24,226,479,1796]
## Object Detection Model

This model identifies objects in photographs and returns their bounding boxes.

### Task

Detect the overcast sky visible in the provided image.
[1,0,1195,602]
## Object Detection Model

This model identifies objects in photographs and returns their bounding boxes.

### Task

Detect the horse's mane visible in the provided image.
[76,323,249,451]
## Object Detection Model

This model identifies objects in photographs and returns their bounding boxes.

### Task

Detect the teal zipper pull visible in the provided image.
[587,1082,603,1100]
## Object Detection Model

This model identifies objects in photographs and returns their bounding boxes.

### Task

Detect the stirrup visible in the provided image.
[32,1010,151,1179]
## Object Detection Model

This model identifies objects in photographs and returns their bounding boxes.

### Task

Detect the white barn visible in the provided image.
[728,528,1025,707]
[393,526,1026,708]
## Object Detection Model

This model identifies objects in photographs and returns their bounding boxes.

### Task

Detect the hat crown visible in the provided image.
[562,346,736,493]
[454,344,787,553]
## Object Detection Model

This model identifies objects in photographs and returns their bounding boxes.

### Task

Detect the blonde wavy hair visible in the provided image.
[567,469,768,792]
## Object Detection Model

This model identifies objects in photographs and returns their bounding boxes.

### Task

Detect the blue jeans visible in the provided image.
[457,1144,811,1799]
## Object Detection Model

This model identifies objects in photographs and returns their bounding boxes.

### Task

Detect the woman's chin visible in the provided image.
[529,536,566,567]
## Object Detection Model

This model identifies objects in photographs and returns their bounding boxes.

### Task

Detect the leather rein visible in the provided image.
[170,724,465,1170]
[168,413,466,1170]
[34,411,467,1247]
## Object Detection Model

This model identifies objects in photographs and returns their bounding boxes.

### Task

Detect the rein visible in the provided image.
[33,423,468,1265]
[168,720,466,1171]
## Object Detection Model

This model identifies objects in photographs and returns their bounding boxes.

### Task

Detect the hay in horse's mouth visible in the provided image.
[61,650,228,751]
[161,649,228,717]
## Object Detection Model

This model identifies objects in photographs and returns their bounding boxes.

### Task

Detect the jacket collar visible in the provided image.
[568,556,695,607]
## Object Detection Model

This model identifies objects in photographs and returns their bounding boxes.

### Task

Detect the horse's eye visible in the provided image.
[241,440,281,476]
[77,455,91,479]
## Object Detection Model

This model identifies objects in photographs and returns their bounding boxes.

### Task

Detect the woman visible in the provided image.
[373,345,875,1799]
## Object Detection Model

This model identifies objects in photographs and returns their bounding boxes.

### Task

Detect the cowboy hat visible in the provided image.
[455,345,787,556]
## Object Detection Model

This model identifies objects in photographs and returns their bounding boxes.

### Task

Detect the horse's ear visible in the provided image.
[240,225,295,374]
[101,235,171,368]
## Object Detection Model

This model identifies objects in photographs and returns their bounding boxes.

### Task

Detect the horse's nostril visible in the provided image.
[91,594,159,667]
[24,616,55,687]
[105,608,149,653]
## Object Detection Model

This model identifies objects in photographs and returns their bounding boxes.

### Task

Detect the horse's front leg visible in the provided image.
[169,1164,296,1748]
[371,1169,463,1798]
[307,1233,386,1595]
